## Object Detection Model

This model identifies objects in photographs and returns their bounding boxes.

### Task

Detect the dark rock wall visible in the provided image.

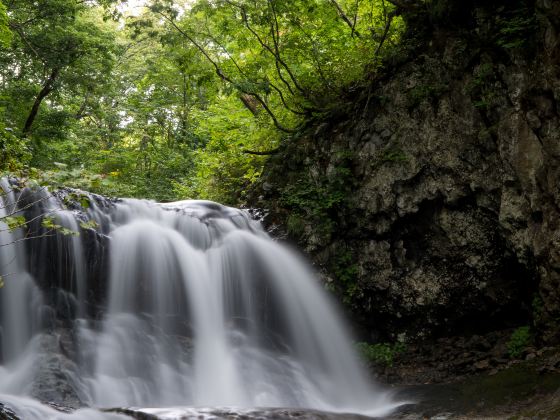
[253,1,560,343]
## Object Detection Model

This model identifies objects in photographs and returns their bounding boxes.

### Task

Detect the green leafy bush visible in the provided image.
[330,249,360,303]
[286,214,306,238]
[279,163,354,241]
[356,342,406,367]
[507,326,532,358]
[0,1,12,48]
[495,8,536,50]
[0,123,30,171]
[407,83,447,108]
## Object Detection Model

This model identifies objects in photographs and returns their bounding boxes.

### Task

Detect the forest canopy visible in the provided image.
[0,0,404,204]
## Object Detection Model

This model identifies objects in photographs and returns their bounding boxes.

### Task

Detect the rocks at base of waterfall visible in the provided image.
[29,330,84,409]
[369,328,560,388]
[0,403,20,420]
[388,359,560,419]
[113,407,376,420]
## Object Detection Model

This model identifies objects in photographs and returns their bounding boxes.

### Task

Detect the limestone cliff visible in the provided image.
[253,0,560,344]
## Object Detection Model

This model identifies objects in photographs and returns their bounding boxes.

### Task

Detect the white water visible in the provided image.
[0,183,398,419]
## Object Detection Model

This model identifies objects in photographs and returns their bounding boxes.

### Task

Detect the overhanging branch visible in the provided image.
[156,10,296,133]
[242,148,279,155]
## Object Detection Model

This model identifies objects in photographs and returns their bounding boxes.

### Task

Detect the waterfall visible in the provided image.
[0,181,398,419]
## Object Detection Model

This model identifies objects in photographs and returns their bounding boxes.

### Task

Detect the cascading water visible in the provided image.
[0,180,400,419]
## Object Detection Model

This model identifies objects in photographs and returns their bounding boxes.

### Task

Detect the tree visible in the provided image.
[149,0,403,133]
[3,1,119,138]
[0,0,407,204]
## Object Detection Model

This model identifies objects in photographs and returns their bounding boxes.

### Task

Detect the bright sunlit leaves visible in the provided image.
[0,0,404,204]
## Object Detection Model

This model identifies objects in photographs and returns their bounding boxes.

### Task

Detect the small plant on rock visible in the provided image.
[507,326,532,359]
[356,342,406,367]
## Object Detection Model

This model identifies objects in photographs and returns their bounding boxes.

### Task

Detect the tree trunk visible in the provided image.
[22,67,60,136]
[239,93,260,116]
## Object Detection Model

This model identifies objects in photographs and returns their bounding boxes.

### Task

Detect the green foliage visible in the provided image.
[465,62,502,114]
[473,99,489,110]
[0,118,31,171]
[166,0,404,117]
[28,166,107,193]
[356,341,406,367]
[381,148,408,164]
[407,82,447,108]
[173,96,279,205]
[426,0,452,22]
[281,182,334,237]
[0,0,406,203]
[473,63,495,85]
[0,1,12,48]
[41,216,78,236]
[532,294,544,326]
[273,153,357,274]
[507,326,532,359]
[286,214,306,238]
[0,178,100,263]
[281,176,347,219]
[79,219,99,230]
[62,191,91,209]
[2,215,26,232]
[330,248,359,302]
[495,7,536,50]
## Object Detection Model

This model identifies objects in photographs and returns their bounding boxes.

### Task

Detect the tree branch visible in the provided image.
[351,0,361,37]
[384,0,422,11]
[22,67,61,136]
[329,0,361,37]
[265,0,308,97]
[156,10,295,133]
[267,80,308,115]
[374,9,398,57]
[9,23,45,64]
[242,148,279,155]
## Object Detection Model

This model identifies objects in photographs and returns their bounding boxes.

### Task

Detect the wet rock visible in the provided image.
[474,359,490,370]
[115,407,374,420]
[0,404,19,420]
[29,331,84,409]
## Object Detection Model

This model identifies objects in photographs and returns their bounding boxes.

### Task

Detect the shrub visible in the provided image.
[507,326,532,358]
[356,342,406,367]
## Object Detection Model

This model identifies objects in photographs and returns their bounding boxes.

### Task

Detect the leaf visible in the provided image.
[79,196,91,209]
[41,216,79,236]
[41,216,58,230]
[59,227,79,236]
[3,215,26,231]
[79,219,99,230]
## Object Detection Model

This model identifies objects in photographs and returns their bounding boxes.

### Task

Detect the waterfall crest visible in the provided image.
[0,181,397,419]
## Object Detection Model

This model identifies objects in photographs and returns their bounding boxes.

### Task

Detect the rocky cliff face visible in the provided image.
[253,0,560,344]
